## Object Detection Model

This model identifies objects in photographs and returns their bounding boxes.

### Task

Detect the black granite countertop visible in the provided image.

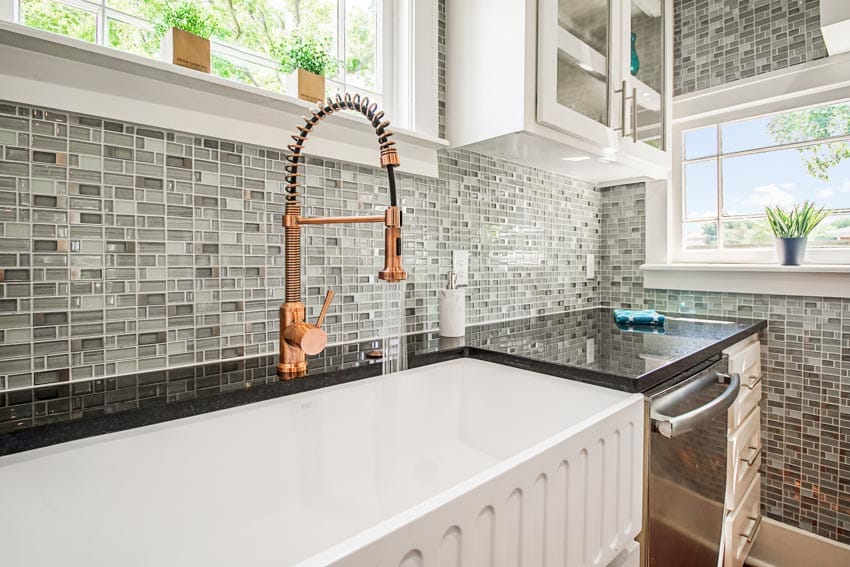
[0,307,765,456]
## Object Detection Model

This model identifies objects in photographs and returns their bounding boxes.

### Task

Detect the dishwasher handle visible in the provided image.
[651,372,740,439]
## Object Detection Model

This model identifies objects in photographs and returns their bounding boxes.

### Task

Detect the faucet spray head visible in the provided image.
[378,205,407,283]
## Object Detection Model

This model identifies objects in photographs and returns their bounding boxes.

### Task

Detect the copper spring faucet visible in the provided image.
[277,93,407,379]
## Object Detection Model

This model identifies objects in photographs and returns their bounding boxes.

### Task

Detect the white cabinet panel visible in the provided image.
[447,0,672,184]
[727,409,761,511]
[724,475,762,567]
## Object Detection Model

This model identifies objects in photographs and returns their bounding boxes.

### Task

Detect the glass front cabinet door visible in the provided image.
[621,0,670,156]
[537,0,620,149]
[537,0,671,164]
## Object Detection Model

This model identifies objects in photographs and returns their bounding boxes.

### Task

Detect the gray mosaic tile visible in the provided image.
[600,182,850,544]
[0,98,601,391]
[674,0,828,96]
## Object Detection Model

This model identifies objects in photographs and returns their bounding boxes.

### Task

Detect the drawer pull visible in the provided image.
[740,515,762,543]
[746,374,762,389]
[741,446,762,467]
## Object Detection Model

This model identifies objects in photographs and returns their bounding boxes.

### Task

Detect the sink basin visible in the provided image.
[0,358,643,567]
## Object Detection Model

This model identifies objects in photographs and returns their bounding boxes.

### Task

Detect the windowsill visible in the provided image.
[641,263,850,298]
[0,21,448,177]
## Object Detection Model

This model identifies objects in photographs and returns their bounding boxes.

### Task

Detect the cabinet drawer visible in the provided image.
[727,408,761,510]
[727,339,761,381]
[728,377,762,432]
[725,475,761,567]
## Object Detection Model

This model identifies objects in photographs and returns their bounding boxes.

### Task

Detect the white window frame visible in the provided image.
[0,0,442,176]
[3,0,388,105]
[642,54,850,298]
[677,102,850,264]
[670,55,850,266]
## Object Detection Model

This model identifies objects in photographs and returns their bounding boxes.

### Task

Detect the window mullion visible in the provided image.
[97,0,107,46]
[337,0,346,92]
[0,0,18,22]
[716,125,724,250]
[376,0,383,95]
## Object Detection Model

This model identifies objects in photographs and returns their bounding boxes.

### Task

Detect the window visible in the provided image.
[8,0,382,101]
[680,99,850,256]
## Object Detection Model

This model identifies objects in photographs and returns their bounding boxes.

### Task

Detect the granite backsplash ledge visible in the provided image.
[0,310,765,454]
[0,99,601,392]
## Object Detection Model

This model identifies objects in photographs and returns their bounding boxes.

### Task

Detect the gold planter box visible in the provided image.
[287,68,326,104]
[161,28,211,73]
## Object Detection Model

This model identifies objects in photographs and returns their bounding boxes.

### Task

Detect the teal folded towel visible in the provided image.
[613,309,666,326]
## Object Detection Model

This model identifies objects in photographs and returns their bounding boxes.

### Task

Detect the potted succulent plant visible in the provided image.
[275,35,339,103]
[157,2,219,73]
[764,201,829,265]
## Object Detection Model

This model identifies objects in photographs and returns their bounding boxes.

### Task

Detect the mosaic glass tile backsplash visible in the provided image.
[674,0,827,96]
[600,183,850,544]
[0,100,600,392]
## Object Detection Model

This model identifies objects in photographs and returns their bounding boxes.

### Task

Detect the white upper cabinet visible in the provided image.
[447,0,672,184]
[537,0,620,148]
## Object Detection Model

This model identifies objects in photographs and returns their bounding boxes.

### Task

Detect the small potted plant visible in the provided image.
[157,2,219,73]
[275,35,339,103]
[764,200,828,265]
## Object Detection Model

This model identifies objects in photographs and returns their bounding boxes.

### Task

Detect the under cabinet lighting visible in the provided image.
[561,156,590,162]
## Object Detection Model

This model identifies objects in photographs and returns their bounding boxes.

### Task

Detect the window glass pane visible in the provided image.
[721,219,773,248]
[720,116,772,154]
[211,54,283,92]
[558,0,609,56]
[684,160,717,220]
[108,18,160,58]
[684,221,717,249]
[684,125,717,159]
[293,0,339,52]
[721,101,850,154]
[345,0,378,91]
[22,0,97,43]
[557,54,609,125]
[23,0,378,97]
[107,0,340,73]
[107,0,166,20]
[809,215,850,247]
[721,142,850,216]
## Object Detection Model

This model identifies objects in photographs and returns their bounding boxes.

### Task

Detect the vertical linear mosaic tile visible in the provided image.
[674,0,828,96]
[0,100,601,391]
[600,182,850,545]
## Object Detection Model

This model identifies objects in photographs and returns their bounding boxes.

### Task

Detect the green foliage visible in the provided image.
[767,103,850,181]
[700,222,718,246]
[108,19,160,57]
[720,219,774,248]
[343,1,377,89]
[155,2,220,39]
[274,35,339,76]
[21,0,97,43]
[20,0,377,92]
[764,201,829,238]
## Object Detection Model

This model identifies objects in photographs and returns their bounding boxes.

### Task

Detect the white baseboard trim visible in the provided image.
[747,518,850,567]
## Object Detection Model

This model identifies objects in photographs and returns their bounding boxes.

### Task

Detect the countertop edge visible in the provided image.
[0,320,767,457]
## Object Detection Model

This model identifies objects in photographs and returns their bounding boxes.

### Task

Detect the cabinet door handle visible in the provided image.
[614,80,628,135]
[740,445,762,467]
[739,515,762,543]
[631,87,638,141]
[746,374,762,389]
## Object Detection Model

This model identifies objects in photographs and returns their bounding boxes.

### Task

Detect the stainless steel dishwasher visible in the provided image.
[642,357,741,567]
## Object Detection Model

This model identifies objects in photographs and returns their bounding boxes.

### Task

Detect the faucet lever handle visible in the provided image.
[316,290,335,328]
